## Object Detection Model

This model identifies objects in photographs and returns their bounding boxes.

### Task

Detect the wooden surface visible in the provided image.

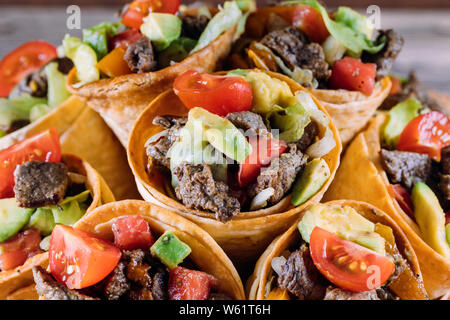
[0,6,449,93]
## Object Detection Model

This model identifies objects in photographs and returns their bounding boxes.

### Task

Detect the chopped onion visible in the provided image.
[250,188,275,211]
[306,127,336,158]
[295,91,329,129]
[40,236,51,251]
[271,256,287,276]
[145,130,168,147]
[68,172,86,185]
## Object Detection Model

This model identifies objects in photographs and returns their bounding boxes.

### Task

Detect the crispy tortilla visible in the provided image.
[247,200,429,300]
[323,114,450,299]
[67,27,237,147]
[128,69,342,269]
[0,153,115,300]
[73,200,246,300]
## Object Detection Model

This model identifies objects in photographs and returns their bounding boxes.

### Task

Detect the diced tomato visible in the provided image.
[329,57,377,95]
[389,76,402,95]
[173,70,253,116]
[0,128,61,199]
[238,136,287,187]
[168,266,216,300]
[292,4,329,43]
[122,0,180,29]
[121,9,146,30]
[49,225,121,289]
[111,215,154,250]
[110,29,142,51]
[388,184,414,219]
[0,228,42,271]
[397,111,450,161]
[0,41,57,97]
[309,227,395,292]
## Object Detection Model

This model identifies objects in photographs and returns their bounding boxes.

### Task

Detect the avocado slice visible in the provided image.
[298,203,386,254]
[140,13,182,51]
[28,208,56,236]
[411,182,450,258]
[382,98,422,148]
[51,200,84,226]
[151,231,191,269]
[292,159,330,207]
[0,198,34,243]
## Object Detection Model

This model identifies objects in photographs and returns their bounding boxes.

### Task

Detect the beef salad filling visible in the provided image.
[266,204,409,300]
[0,128,91,271]
[33,215,229,300]
[145,70,336,222]
[380,95,450,258]
[227,0,403,95]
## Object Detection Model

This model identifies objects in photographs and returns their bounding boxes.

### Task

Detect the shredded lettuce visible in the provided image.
[334,6,374,40]
[0,95,47,128]
[158,37,198,68]
[270,104,311,143]
[29,104,51,123]
[83,22,123,59]
[44,62,71,108]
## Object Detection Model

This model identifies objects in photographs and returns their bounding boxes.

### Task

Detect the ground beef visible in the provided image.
[277,245,326,300]
[14,161,68,208]
[124,36,157,73]
[295,121,319,152]
[362,29,404,81]
[376,287,400,300]
[249,144,307,204]
[323,287,380,300]
[380,149,432,190]
[180,14,210,39]
[174,162,240,222]
[104,262,130,300]
[33,266,99,300]
[439,174,450,201]
[151,268,169,300]
[297,43,331,82]
[225,111,269,136]
[146,116,187,168]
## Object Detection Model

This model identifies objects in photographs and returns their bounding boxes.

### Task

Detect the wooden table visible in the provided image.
[1,6,449,93]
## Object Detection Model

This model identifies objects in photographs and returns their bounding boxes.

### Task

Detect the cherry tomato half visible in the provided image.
[310,227,395,292]
[0,41,57,97]
[388,184,414,219]
[292,4,329,44]
[329,57,377,95]
[49,225,121,289]
[0,128,61,199]
[111,215,154,250]
[122,0,181,29]
[0,228,42,271]
[168,266,216,300]
[397,111,450,161]
[173,70,253,116]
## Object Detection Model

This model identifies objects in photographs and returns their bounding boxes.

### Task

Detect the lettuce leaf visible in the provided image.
[83,22,123,60]
[269,104,311,143]
[0,95,47,128]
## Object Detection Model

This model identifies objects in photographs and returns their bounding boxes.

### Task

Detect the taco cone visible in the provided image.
[67,27,236,147]
[247,200,428,300]
[128,70,341,269]
[323,114,450,299]
[48,200,245,300]
[0,153,115,300]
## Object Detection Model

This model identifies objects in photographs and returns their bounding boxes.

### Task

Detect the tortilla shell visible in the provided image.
[311,77,391,146]
[0,153,115,300]
[67,27,237,147]
[73,200,246,300]
[323,114,450,299]
[128,69,342,269]
[247,200,429,300]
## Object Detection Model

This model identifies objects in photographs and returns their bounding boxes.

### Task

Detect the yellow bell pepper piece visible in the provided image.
[266,288,290,300]
[97,47,132,78]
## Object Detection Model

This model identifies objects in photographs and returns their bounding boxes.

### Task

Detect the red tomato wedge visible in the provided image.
[0,41,57,97]
[173,70,253,116]
[49,225,121,289]
[121,9,146,30]
[397,111,450,161]
[309,227,395,292]
[122,0,180,29]
[168,266,216,300]
[0,128,61,199]
[238,136,287,187]
[0,228,42,271]
[292,4,329,43]
[111,215,154,250]
[110,29,142,51]
[388,184,414,219]
[329,57,377,95]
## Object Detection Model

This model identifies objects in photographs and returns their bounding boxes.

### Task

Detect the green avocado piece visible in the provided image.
[382,98,422,148]
[140,13,182,51]
[411,182,450,258]
[51,200,84,226]
[151,231,191,269]
[28,208,55,236]
[446,224,450,246]
[0,198,34,243]
[292,159,330,207]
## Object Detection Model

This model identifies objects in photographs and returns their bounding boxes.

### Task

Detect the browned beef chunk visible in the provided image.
[1,119,30,135]
[14,161,68,208]
[104,262,130,300]
[180,14,210,39]
[323,287,380,300]
[225,111,269,136]
[33,266,99,300]
[295,121,319,152]
[380,149,431,190]
[124,36,157,73]
[249,144,307,204]
[146,115,187,168]
[362,29,404,81]
[441,145,450,174]
[277,245,326,300]
[439,174,450,201]
[174,162,240,222]
[151,268,169,300]
[296,43,331,82]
